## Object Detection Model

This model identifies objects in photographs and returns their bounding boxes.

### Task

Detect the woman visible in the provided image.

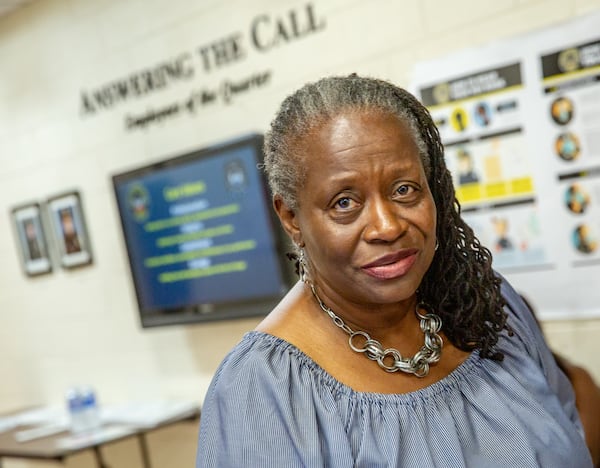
[196,75,594,467]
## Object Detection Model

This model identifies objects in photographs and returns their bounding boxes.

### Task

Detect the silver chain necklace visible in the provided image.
[309,283,443,378]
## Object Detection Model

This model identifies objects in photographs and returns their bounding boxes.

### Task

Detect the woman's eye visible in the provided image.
[396,185,414,196]
[334,197,354,210]
[394,184,420,200]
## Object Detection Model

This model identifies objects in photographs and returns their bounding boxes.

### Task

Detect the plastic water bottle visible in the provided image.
[80,386,100,431]
[66,387,85,433]
[65,386,100,433]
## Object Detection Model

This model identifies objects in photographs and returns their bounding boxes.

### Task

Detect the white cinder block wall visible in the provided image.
[1,1,599,466]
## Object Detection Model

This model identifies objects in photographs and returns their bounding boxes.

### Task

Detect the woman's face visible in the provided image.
[277,110,437,307]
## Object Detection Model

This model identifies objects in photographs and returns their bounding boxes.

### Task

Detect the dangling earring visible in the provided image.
[435,240,439,251]
[298,248,309,283]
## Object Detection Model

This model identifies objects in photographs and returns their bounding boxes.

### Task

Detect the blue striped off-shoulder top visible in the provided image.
[196,279,592,467]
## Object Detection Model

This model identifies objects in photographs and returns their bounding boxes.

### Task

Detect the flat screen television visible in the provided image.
[112,134,292,327]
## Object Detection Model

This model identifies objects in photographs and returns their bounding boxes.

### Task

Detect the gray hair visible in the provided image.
[263,75,431,210]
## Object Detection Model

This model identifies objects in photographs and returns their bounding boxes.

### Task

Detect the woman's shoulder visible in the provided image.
[497,273,542,345]
[197,332,355,466]
[493,273,554,365]
[208,331,333,398]
[495,274,582,425]
[213,331,295,378]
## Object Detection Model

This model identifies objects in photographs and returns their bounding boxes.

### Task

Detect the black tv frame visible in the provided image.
[111,134,293,328]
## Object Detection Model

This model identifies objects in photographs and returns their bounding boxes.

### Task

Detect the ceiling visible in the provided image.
[0,0,37,18]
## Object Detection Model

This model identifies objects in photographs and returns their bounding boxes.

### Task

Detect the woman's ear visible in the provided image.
[273,195,301,245]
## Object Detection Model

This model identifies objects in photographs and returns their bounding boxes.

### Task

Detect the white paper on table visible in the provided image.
[0,417,18,434]
[13,423,69,442]
[100,400,199,428]
[55,425,136,450]
[13,406,68,427]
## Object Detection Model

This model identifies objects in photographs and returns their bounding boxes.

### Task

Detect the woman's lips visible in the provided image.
[361,250,418,280]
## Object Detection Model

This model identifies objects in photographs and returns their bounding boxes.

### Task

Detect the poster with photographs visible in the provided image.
[411,11,600,319]
[46,191,93,269]
[11,203,52,276]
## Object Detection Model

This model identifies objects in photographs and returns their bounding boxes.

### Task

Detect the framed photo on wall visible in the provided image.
[47,191,93,269]
[11,202,52,276]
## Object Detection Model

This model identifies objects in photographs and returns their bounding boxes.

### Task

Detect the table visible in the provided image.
[0,403,200,468]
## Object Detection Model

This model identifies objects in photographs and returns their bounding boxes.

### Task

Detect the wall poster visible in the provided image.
[411,11,600,319]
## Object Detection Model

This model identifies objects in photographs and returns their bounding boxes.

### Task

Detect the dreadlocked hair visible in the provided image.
[263,74,512,361]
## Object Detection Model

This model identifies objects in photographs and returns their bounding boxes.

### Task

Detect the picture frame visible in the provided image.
[46,191,93,269]
[11,202,53,276]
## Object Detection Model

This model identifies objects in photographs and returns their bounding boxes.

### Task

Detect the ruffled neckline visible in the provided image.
[243,330,484,405]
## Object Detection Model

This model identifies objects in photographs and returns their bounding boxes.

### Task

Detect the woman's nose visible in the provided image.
[362,198,408,242]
